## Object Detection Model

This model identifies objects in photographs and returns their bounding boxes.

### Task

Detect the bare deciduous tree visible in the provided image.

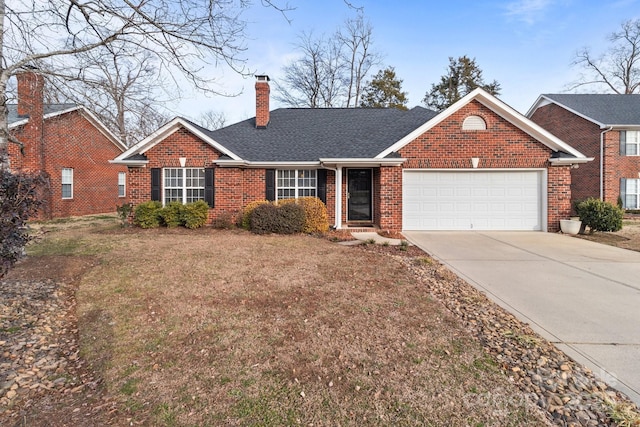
[0,0,290,160]
[570,19,640,94]
[46,47,171,145]
[275,13,381,108]
[196,110,227,130]
[337,14,381,107]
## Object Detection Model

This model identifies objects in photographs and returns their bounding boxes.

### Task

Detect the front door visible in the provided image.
[347,169,372,222]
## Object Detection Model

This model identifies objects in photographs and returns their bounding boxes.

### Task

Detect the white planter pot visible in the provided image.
[560,219,582,235]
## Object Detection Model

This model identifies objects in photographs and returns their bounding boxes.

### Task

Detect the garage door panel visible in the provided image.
[403,171,543,231]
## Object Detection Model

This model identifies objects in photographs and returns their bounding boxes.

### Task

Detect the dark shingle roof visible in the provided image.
[8,103,77,125]
[191,107,438,162]
[543,94,640,126]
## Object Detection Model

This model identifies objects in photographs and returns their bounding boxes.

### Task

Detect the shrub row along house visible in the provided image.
[7,71,127,219]
[528,94,640,210]
[113,75,592,233]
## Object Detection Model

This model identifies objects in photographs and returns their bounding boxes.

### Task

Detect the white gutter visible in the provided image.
[214,160,321,168]
[109,159,149,167]
[600,127,613,200]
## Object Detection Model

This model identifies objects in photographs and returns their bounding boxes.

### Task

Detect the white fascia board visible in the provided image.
[77,107,127,151]
[114,117,243,162]
[109,159,149,167]
[549,156,594,165]
[377,88,589,160]
[319,158,406,167]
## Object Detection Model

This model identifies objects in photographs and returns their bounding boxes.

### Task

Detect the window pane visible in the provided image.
[626,144,638,156]
[62,184,72,199]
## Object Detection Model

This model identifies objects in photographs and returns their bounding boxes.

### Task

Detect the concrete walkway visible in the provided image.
[350,232,404,246]
[403,231,640,405]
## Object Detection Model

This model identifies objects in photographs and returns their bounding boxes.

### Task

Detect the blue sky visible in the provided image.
[174,0,640,124]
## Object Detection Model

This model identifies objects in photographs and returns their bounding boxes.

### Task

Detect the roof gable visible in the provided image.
[9,104,126,152]
[526,94,640,128]
[113,117,242,165]
[378,88,588,160]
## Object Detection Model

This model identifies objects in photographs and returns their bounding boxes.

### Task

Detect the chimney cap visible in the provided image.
[255,75,270,82]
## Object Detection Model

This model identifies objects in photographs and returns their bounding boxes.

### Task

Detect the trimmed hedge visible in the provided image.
[160,201,183,228]
[182,200,209,229]
[134,200,209,229]
[134,201,162,228]
[296,197,329,233]
[574,198,623,233]
[241,200,270,229]
[249,202,305,234]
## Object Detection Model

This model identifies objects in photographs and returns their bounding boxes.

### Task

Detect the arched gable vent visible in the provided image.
[462,115,487,130]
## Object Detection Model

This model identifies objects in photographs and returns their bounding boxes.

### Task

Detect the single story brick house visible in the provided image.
[8,71,128,219]
[113,75,591,232]
[527,94,640,209]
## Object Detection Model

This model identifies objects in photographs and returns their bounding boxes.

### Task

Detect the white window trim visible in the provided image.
[276,169,317,200]
[118,172,126,198]
[162,167,206,205]
[61,168,73,199]
[625,178,640,209]
[625,130,640,156]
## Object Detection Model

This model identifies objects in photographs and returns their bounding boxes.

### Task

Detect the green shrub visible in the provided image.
[249,203,279,234]
[134,201,162,229]
[276,202,305,234]
[159,201,183,228]
[574,198,623,233]
[296,197,329,233]
[181,200,209,229]
[241,200,270,229]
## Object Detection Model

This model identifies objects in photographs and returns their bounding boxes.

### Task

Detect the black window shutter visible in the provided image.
[265,169,275,201]
[317,169,327,204]
[620,131,627,155]
[151,168,161,201]
[620,178,627,209]
[205,168,215,208]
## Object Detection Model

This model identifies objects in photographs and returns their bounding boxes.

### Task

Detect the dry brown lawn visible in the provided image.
[4,217,550,426]
[574,219,640,251]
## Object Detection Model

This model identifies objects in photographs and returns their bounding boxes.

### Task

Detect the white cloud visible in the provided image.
[504,0,553,24]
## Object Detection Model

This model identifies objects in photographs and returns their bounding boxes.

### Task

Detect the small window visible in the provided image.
[625,131,640,156]
[462,115,487,130]
[61,168,73,199]
[118,172,126,198]
[276,169,317,200]
[625,179,640,209]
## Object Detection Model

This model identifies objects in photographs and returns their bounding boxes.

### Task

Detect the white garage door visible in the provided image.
[403,170,544,231]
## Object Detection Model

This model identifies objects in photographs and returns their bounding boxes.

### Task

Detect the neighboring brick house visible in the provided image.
[7,72,128,219]
[113,75,591,233]
[527,94,640,209]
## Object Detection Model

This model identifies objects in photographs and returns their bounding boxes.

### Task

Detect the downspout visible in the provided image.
[600,127,613,200]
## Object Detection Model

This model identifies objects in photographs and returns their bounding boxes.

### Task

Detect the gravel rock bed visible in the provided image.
[0,278,100,419]
[399,254,640,427]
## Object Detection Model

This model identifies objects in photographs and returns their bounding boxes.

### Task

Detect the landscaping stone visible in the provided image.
[397,253,640,427]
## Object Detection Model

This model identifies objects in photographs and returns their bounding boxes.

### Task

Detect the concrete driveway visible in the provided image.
[403,231,640,405]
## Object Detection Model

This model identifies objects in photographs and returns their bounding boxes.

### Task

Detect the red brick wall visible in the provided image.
[9,110,127,219]
[530,103,640,205]
[396,100,564,232]
[127,126,340,226]
[547,166,572,231]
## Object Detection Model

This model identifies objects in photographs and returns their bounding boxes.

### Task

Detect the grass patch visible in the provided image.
[13,218,551,426]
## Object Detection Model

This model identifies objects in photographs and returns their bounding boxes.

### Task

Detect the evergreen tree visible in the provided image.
[360,67,408,110]
[423,56,501,111]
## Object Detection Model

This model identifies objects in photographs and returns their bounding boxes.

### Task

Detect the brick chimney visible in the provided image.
[255,75,270,129]
[16,70,45,171]
[17,71,44,120]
